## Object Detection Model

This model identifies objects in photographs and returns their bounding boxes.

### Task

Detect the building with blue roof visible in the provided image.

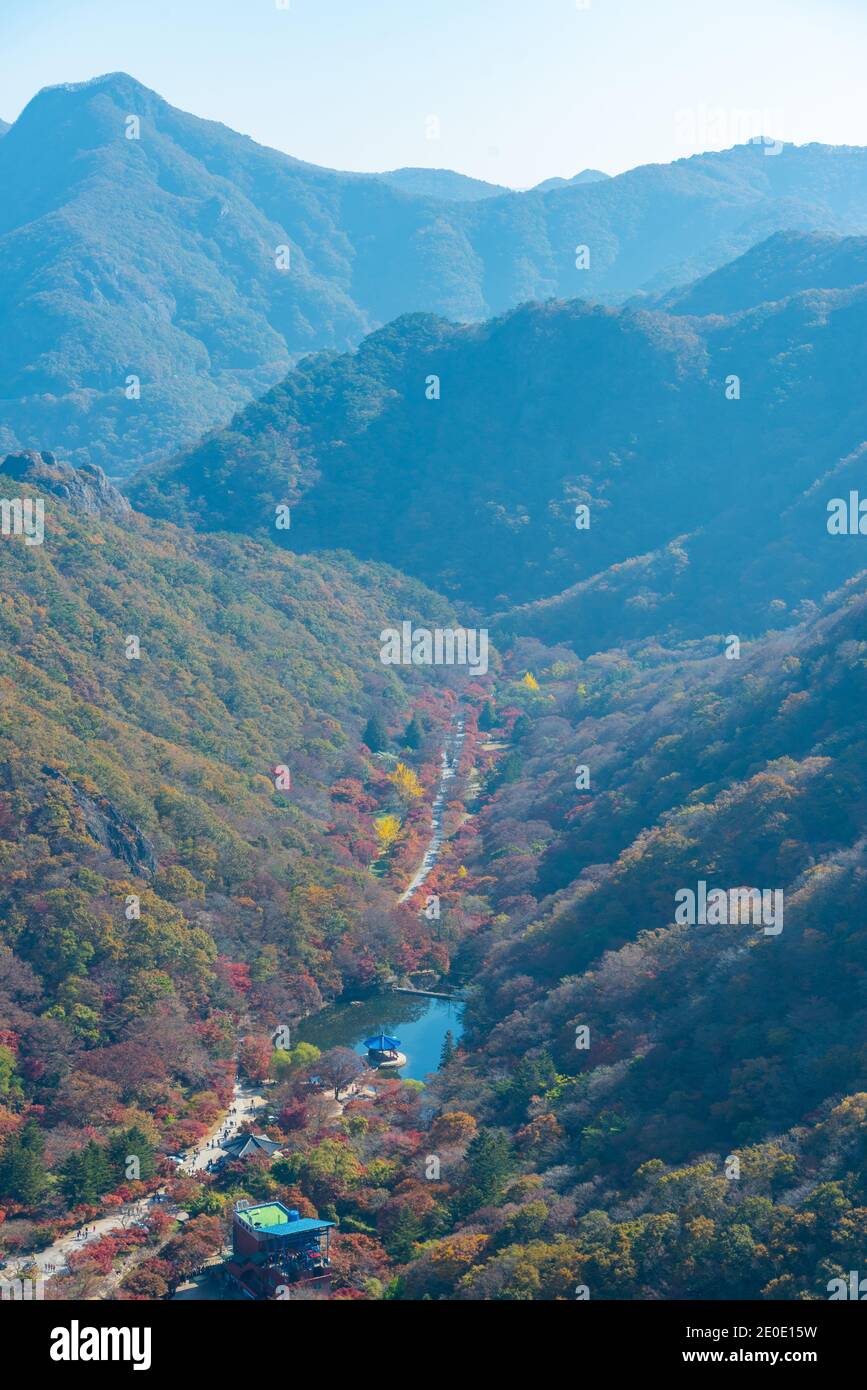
[224,1200,335,1298]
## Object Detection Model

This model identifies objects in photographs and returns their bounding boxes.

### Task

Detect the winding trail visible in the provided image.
[398,712,466,904]
[13,1080,267,1287]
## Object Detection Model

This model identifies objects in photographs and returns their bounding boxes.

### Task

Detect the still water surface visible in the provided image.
[299,993,464,1081]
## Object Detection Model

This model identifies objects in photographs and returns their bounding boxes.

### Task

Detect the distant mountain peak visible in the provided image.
[8,71,867,476]
[532,168,610,192]
[39,70,152,98]
[374,166,511,201]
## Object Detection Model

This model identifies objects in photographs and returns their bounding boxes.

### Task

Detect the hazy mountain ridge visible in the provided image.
[532,168,610,191]
[132,236,867,654]
[8,73,867,473]
[374,167,511,201]
[654,228,867,315]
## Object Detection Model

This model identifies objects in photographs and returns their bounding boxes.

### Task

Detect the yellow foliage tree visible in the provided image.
[521,672,540,690]
[388,761,424,801]
[374,813,402,852]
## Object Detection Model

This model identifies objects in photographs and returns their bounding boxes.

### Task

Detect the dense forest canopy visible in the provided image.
[2,78,867,1303]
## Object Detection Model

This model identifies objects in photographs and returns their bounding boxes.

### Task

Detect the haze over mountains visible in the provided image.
[376,169,610,200]
[130,226,867,656]
[6,57,867,1306]
[7,71,867,474]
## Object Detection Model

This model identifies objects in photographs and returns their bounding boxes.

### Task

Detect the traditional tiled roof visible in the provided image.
[222,1133,282,1159]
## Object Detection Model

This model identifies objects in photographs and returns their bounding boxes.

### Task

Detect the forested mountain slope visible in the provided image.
[392,572,867,1298]
[0,451,465,1188]
[133,249,867,651]
[655,229,867,315]
[7,70,867,472]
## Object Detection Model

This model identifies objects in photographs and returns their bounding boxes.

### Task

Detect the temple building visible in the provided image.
[223,1201,335,1299]
[221,1133,282,1161]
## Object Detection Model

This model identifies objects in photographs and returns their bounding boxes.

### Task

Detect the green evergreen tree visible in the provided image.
[487,750,522,793]
[439,1030,456,1068]
[385,1203,424,1261]
[77,1140,113,1203]
[0,1119,49,1206]
[60,1149,89,1207]
[505,1050,558,1118]
[457,1128,513,1216]
[478,701,496,731]
[108,1126,157,1184]
[362,713,389,753]
[403,712,424,749]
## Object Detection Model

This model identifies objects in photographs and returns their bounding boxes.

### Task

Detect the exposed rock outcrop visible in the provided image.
[1,451,131,520]
[42,766,157,875]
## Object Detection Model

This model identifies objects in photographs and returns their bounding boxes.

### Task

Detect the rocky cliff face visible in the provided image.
[42,767,157,876]
[1,451,131,520]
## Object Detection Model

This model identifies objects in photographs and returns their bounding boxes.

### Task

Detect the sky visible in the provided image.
[3,0,867,186]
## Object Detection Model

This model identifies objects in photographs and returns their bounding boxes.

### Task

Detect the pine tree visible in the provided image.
[60,1149,89,1206]
[403,712,424,748]
[458,1128,513,1215]
[487,750,521,793]
[86,1140,114,1199]
[126,1125,156,1182]
[362,713,389,753]
[384,1203,424,1261]
[439,1030,456,1068]
[109,1126,156,1184]
[0,1119,49,1206]
[478,701,496,731]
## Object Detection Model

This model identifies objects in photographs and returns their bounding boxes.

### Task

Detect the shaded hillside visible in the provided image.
[378,575,867,1299]
[656,229,867,315]
[7,72,867,471]
[459,573,867,1146]
[133,259,867,647]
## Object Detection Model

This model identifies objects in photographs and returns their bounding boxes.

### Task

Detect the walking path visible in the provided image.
[398,712,466,904]
[13,1080,266,1285]
[179,1083,266,1175]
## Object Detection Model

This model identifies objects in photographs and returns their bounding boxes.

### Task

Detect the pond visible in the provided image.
[298,992,464,1082]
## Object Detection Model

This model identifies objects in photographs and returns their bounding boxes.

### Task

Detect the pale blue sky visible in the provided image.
[2,0,867,185]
